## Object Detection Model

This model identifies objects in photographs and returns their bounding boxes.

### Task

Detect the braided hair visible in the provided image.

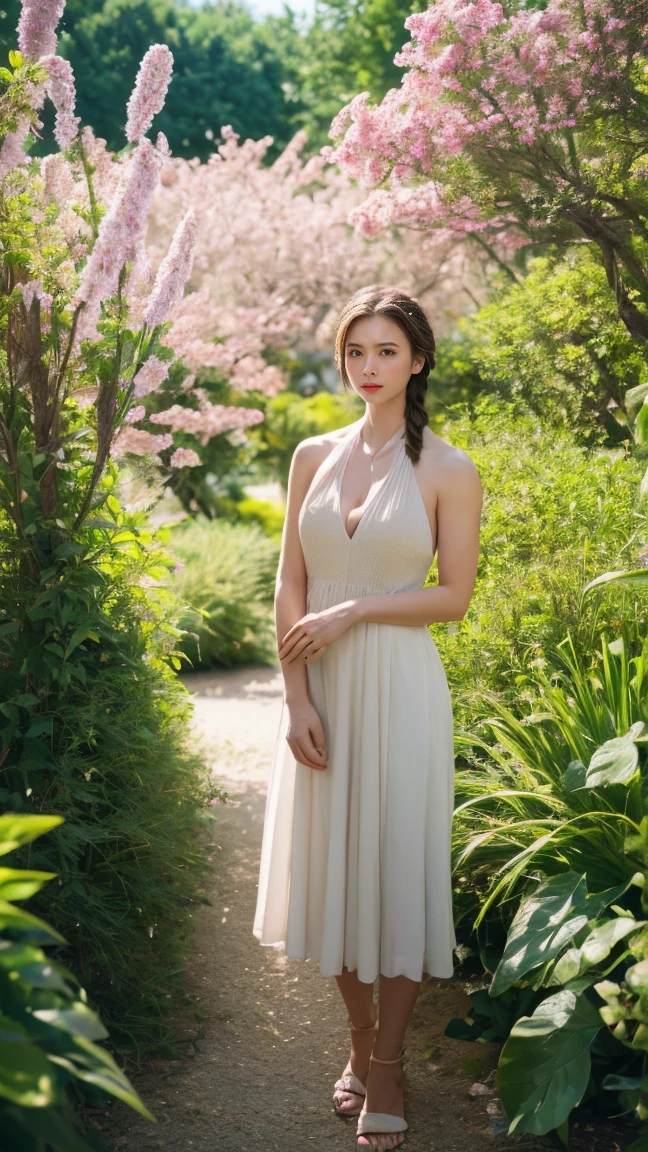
[333,284,436,465]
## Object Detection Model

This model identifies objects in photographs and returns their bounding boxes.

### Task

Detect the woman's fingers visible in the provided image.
[308,717,327,762]
[290,740,327,771]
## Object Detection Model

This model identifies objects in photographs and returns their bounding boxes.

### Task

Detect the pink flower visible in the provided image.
[125,404,146,423]
[169,446,202,468]
[125,44,174,143]
[0,115,31,180]
[150,398,264,447]
[17,0,65,60]
[40,55,80,149]
[110,426,173,463]
[144,208,196,328]
[132,355,169,398]
[77,136,164,307]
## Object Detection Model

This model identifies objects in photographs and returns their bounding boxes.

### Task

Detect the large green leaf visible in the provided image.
[0,899,66,944]
[49,1033,155,1121]
[0,814,64,857]
[497,990,603,1135]
[32,1004,109,1042]
[491,873,590,996]
[553,917,642,983]
[4,1103,94,1152]
[0,1016,56,1106]
[582,722,645,787]
[0,866,56,901]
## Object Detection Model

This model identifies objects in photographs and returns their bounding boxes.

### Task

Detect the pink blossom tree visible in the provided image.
[327,0,648,347]
[146,123,487,402]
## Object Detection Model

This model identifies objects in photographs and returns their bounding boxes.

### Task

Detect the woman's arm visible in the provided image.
[351,451,483,627]
[275,441,315,705]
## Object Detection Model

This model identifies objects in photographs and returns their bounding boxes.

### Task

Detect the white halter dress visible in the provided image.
[253,423,456,982]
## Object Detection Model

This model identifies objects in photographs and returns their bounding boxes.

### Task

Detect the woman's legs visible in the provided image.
[334,968,377,1114]
[358,974,421,1151]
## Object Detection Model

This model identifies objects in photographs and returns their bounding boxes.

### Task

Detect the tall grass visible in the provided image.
[169,517,280,668]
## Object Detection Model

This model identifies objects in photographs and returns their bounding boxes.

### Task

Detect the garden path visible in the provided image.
[102,666,597,1152]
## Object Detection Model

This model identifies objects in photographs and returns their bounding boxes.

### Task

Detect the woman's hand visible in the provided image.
[278,601,358,665]
[286,700,328,771]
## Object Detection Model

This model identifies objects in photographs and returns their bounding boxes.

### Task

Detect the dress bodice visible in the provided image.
[298,423,435,598]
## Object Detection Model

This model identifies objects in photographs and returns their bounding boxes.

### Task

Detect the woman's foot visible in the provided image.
[333,1014,378,1117]
[356,1051,406,1150]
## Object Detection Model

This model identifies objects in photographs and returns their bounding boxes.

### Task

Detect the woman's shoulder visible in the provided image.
[417,427,482,493]
[291,420,362,481]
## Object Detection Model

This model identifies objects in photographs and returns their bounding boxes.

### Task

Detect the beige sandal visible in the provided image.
[333,1017,378,1118]
[356,1050,407,1149]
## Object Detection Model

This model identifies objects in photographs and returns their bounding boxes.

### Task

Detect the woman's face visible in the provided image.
[344,314,425,408]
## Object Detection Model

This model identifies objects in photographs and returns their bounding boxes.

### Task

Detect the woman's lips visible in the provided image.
[361,384,382,392]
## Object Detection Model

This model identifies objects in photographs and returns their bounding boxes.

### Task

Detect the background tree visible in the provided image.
[0,0,305,160]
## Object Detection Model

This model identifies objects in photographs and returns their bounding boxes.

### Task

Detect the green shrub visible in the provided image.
[169,517,280,667]
[0,497,216,1055]
[449,633,648,1143]
[428,396,646,733]
[256,389,363,487]
[0,813,154,1150]
[236,496,285,539]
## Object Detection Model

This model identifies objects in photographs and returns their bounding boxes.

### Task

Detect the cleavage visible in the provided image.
[340,440,397,541]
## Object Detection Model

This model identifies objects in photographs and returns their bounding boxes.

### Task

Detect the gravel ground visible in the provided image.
[98,666,634,1152]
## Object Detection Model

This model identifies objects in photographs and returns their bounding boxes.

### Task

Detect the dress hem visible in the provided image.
[253,932,455,982]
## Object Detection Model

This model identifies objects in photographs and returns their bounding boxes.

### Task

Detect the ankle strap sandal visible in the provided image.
[356,1050,408,1144]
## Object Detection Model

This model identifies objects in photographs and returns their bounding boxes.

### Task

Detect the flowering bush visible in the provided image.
[0,0,227,1053]
[147,122,489,408]
[327,0,648,352]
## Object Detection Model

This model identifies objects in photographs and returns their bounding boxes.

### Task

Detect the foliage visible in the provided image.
[452,632,648,928]
[429,397,646,734]
[329,0,648,400]
[0,812,155,1150]
[169,517,280,668]
[255,389,362,488]
[0,0,305,162]
[466,249,648,446]
[235,496,285,540]
[0,11,225,1053]
[0,489,217,1050]
[297,0,426,150]
[448,631,648,1142]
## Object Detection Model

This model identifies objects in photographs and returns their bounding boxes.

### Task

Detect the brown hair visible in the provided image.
[334,284,436,465]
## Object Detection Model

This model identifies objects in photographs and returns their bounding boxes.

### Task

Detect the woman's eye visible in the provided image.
[381,349,394,355]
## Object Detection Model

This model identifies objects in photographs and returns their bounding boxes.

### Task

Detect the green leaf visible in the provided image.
[497,990,603,1136]
[0,898,66,944]
[0,1017,55,1106]
[24,715,54,739]
[0,814,63,856]
[583,722,645,787]
[8,50,23,68]
[50,1032,155,1121]
[33,1004,109,1042]
[0,866,56,901]
[9,1105,94,1152]
[491,872,590,996]
[581,917,640,965]
[563,760,586,792]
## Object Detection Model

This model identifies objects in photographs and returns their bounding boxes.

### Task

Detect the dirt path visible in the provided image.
[100,667,623,1152]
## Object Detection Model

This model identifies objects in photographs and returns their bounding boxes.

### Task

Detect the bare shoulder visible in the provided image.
[289,420,362,490]
[417,427,482,493]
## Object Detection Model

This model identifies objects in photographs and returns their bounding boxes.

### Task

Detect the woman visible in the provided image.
[253,284,482,1150]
